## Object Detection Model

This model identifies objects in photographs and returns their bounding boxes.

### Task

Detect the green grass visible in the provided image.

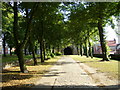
[2,55,33,63]
[70,55,119,79]
[2,54,60,63]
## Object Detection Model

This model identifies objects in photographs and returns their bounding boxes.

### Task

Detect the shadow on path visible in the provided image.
[2,85,119,90]
[2,69,33,83]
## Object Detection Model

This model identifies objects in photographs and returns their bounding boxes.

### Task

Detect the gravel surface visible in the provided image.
[31,56,119,89]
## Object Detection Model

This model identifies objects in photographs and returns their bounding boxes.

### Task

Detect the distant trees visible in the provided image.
[2,2,14,57]
[85,2,119,61]
[67,2,119,61]
[67,2,98,58]
[2,1,120,72]
[2,2,65,72]
[12,2,40,72]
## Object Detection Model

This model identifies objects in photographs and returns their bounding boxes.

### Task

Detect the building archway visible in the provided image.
[64,47,73,55]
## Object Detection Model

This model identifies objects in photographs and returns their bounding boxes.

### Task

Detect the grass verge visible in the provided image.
[2,55,34,63]
[70,55,119,80]
[2,56,61,88]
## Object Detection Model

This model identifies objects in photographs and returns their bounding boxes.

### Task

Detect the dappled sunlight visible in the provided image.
[2,1,120,89]
[70,55,119,80]
[2,56,61,88]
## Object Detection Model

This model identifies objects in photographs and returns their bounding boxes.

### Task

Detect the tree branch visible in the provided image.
[21,2,39,48]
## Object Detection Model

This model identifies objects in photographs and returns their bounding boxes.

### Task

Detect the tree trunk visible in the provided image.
[80,44,83,56]
[49,45,51,53]
[13,2,27,73]
[24,48,27,55]
[32,49,37,65]
[29,39,37,65]
[40,40,44,63]
[35,46,37,54]
[43,41,46,60]
[87,31,93,58]
[46,45,50,58]
[76,45,79,55]
[85,42,89,58]
[10,46,12,56]
[16,47,27,73]
[12,2,38,72]
[88,40,93,58]
[97,3,109,61]
[3,33,6,57]
[52,47,54,53]
[98,21,109,61]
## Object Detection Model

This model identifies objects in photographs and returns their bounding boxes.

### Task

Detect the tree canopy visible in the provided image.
[2,1,120,72]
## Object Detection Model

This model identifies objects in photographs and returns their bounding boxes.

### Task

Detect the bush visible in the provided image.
[46,53,51,59]
[55,52,62,56]
[47,56,51,59]
[50,53,55,57]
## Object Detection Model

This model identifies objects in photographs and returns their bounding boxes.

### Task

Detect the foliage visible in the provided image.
[2,2,120,72]
[55,52,62,56]
[2,55,32,63]
[50,53,55,58]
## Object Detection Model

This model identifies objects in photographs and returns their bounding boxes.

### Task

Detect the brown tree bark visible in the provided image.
[13,2,27,73]
[97,3,109,61]
[40,40,44,63]
[43,41,46,60]
[98,21,109,61]
[29,39,37,65]
[10,46,12,56]
[3,33,6,57]
[87,31,93,58]
[76,45,79,55]
[32,49,37,65]
[12,2,39,72]
[85,41,89,58]
[16,47,27,73]
[52,47,55,53]
[80,44,83,56]
[88,39,93,58]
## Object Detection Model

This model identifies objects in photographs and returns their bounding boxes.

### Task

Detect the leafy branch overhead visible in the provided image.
[2,2,120,72]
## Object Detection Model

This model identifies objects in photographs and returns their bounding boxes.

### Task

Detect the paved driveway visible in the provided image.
[30,56,119,90]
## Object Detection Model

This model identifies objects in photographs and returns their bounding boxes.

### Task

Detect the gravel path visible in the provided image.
[31,56,119,89]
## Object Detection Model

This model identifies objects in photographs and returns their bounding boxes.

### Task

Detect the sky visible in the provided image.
[104,17,119,44]
[105,26,118,42]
